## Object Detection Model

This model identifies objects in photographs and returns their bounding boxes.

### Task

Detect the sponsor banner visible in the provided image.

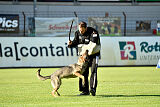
[88,17,121,36]
[0,37,159,67]
[35,17,78,37]
[0,14,19,33]
[101,37,160,65]
[0,37,78,67]
[136,20,151,32]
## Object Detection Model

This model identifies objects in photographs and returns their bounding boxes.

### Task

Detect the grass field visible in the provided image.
[0,67,160,107]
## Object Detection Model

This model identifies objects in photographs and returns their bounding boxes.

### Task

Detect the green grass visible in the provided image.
[0,67,160,107]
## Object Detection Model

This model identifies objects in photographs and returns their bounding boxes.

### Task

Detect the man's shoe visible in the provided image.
[90,89,96,96]
[78,92,90,96]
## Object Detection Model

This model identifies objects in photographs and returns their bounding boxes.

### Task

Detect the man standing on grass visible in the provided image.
[68,21,101,96]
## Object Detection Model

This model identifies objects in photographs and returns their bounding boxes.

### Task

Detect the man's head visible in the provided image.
[79,21,87,35]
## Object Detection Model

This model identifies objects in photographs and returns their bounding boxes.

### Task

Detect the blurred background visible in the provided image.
[0,0,160,37]
[0,0,160,68]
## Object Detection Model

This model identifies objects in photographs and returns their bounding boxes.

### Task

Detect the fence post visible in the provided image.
[123,12,126,36]
[22,12,26,37]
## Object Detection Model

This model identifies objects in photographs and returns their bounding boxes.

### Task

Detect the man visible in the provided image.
[68,21,101,96]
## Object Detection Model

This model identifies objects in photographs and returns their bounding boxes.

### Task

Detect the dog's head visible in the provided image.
[77,50,89,66]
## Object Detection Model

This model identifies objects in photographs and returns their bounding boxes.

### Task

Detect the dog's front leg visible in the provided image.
[74,72,85,87]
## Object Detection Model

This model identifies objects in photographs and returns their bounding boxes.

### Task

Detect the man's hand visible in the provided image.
[68,40,72,47]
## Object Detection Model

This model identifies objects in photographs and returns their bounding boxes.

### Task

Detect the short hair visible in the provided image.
[79,21,87,28]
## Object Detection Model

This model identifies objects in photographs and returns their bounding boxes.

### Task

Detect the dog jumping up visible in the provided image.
[37,51,88,97]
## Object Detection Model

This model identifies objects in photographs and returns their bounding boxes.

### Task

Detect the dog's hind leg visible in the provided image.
[51,78,57,97]
[51,89,57,97]
[51,88,60,97]
[51,77,61,97]
[55,78,61,96]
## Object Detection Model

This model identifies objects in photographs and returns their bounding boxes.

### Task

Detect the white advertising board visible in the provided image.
[100,37,160,66]
[0,37,159,67]
[0,37,78,67]
[35,17,78,37]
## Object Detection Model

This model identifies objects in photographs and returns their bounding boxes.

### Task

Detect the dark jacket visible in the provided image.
[69,27,101,57]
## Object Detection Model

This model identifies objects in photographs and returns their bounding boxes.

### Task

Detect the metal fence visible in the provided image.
[0,10,160,37]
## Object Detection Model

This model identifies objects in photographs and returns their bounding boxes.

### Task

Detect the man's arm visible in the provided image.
[68,31,79,48]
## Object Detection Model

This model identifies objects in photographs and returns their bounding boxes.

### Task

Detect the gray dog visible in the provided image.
[37,51,88,97]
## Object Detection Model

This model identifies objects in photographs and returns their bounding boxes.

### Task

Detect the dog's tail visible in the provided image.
[37,68,51,81]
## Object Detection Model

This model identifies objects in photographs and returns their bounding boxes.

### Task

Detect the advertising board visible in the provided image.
[0,14,19,33]
[88,17,121,36]
[0,37,159,67]
[35,17,78,37]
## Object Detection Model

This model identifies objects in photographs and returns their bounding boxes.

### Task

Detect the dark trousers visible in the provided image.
[79,55,98,93]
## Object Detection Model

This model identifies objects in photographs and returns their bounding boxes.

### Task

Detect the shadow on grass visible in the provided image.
[61,94,160,98]
[97,95,160,97]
